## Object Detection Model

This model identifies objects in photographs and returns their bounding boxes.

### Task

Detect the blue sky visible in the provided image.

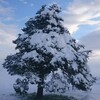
[1,0,100,38]
[0,0,100,76]
[3,0,73,33]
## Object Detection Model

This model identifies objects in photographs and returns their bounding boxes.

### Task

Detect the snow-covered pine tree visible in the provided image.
[3,4,95,100]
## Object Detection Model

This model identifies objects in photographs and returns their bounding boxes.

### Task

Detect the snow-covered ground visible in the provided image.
[66,78,100,100]
[0,68,100,100]
[0,61,100,100]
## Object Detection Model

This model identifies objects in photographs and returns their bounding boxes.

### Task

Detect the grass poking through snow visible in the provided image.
[26,93,77,100]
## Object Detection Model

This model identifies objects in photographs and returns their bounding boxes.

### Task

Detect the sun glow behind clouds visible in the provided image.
[63,0,100,34]
[91,50,100,58]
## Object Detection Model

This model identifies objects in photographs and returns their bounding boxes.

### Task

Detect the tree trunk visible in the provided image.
[35,83,43,100]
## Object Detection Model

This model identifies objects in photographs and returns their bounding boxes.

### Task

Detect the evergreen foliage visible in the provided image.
[13,78,29,95]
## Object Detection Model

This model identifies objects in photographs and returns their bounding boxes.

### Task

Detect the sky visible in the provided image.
[0,0,100,78]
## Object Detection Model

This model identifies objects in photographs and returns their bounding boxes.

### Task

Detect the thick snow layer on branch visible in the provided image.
[71,62,78,71]
[22,31,76,64]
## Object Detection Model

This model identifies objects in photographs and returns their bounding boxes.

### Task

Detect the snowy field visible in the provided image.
[0,64,100,100]
[0,67,100,100]
[66,78,100,100]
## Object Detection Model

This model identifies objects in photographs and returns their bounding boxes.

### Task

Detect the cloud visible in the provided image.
[0,1,23,93]
[0,22,18,47]
[0,0,20,62]
[80,29,100,50]
[19,0,28,4]
[63,0,100,33]
[0,0,8,4]
[19,0,34,7]
[88,51,100,77]
[64,0,100,76]
[23,1,28,4]
[30,3,34,7]
[0,1,18,47]
[80,29,100,77]
[0,1,14,21]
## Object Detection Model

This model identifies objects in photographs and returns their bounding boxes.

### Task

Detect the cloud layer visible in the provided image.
[0,23,17,47]
[0,0,17,46]
[80,29,100,50]
[63,0,100,33]
[0,0,20,62]
[80,29,100,77]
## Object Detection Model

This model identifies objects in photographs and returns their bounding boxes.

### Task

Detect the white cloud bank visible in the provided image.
[0,23,17,47]
[80,29,100,50]
[0,2,19,93]
[0,0,19,62]
[63,0,100,33]
[80,29,100,77]
[0,0,17,46]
